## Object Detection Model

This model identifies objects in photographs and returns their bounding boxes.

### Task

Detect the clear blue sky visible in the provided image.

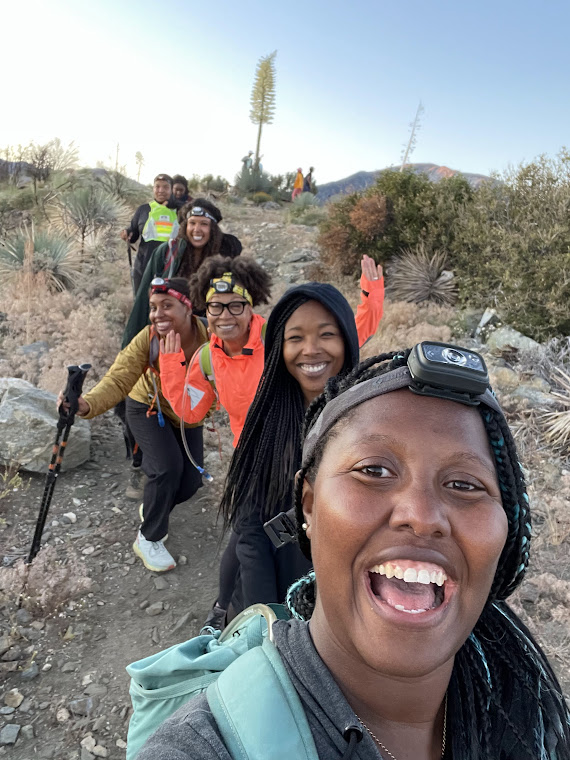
[2,0,568,184]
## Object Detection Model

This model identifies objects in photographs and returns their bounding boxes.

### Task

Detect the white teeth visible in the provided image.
[371,562,448,585]
[299,363,327,374]
[394,605,428,614]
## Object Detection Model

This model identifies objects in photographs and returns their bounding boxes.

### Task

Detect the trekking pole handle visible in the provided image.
[59,363,91,426]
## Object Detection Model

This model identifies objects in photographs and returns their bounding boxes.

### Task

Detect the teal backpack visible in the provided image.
[126,604,319,760]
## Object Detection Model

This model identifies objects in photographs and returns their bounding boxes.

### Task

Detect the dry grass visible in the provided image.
[0,545,92,617]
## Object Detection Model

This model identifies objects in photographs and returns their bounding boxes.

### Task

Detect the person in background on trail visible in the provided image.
[138,349,570,760]
[120,174,179,294]
[172,174,191,206]
[218,255,384,616]
[292,168,303,200]
[159,255,272,632]
[241,151,253,172]
[122,200,242,349]
[302,166,314,193]
[58,278,208,573]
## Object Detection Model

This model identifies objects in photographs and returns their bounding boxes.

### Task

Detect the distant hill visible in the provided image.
[315,163,492,203]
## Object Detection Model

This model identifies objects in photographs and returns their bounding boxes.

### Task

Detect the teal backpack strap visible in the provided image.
[261,321,267,345]
[198,343,216,388]
[206,637,318,760]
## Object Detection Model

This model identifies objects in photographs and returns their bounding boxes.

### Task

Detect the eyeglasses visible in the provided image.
[206,301,249,316]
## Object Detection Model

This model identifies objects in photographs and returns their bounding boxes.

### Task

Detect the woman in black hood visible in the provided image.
[215,257,384,615]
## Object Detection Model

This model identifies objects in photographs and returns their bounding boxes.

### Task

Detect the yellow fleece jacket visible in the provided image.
[82,319,208,427]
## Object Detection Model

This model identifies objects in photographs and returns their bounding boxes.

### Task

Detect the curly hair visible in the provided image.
[286,350,570,759]
[189,255,272,310]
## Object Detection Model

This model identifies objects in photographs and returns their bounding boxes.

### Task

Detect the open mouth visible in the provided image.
[368,560,451,617]
[155,321,172,333]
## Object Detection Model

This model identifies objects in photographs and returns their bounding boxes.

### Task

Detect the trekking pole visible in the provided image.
[26,363,91,564]
[127,243,136,295]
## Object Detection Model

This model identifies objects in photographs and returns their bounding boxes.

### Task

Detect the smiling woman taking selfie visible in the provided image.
[138,344,570,760]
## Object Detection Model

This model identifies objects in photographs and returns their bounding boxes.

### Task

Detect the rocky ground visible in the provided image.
[0,202,569,757]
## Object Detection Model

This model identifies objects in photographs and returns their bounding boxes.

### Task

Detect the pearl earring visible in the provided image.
[302,522,309,531]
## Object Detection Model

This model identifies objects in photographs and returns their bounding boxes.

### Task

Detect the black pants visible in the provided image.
[114,400,143,467]
[132,240,161,294]
[235,515,312,610]
[217,531,240,610]
[126,399,203,541]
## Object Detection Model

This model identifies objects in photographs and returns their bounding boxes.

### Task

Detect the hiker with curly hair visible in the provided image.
[139,346,570,759]
[59,278,208,574]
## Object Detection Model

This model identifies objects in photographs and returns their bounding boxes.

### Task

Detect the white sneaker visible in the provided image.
[133,530,176,572]
[138,504,168,541]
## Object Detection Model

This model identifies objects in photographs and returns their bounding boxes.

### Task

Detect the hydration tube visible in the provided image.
[151,374,165,428]
[177,350,214,483]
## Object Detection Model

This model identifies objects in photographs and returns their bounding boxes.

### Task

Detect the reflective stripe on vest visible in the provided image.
[142,201,179,243]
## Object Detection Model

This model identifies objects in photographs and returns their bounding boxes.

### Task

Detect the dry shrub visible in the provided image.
[317,220,357,276]
[38,300,122,393]
[358,300,455,359]
[349,195,389,240]
[0,545,92,616]
[386,244,457,306]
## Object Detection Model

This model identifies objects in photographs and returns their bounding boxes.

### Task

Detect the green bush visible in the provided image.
[0,225,81,291]
[288,193,326,225]
[251,191,273,205]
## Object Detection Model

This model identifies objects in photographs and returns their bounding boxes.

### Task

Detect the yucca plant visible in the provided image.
[0,224,81,291]
[386,244,457,306]
[542,367,570,454]
[50,186,130,256]
[288,193,325,225]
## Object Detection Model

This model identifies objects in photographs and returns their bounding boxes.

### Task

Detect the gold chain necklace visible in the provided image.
[355,693,447,760]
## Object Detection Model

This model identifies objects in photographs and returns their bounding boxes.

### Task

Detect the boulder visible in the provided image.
[0,378,90,473]
[485,326,540,353]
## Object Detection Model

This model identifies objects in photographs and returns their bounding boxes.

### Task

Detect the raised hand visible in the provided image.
[159,330,181,355]
[361,254,383,282]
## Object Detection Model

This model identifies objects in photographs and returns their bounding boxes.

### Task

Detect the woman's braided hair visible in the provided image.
[288,350,569,758]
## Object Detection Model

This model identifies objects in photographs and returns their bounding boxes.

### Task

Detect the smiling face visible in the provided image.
[153,180,172,204]
[282,301,345,405]
[304,390,508,679]
[149,292,190,336]
[206,291,253,349]
[186,216,211,249]
[172,183,187,200]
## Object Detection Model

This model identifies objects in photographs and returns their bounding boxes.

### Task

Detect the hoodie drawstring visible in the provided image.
[341,724,363,759]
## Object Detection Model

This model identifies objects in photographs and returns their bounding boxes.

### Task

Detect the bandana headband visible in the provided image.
[302,365,504,467]
[206,273,253,305]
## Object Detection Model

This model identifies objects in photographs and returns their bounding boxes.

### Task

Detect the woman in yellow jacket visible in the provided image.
[292,168,304,200]
[58,278,207,573]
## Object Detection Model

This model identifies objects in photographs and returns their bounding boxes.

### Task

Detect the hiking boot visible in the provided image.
[125,466,146,500]
[138,503,168,541]
[132,530,176,572]
[200,602,227,633]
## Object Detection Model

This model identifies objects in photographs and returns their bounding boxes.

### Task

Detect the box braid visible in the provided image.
[220,295,321,526]
[288,350,570,759]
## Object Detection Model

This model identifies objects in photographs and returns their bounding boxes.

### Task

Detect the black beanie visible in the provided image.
[265,282,360,368]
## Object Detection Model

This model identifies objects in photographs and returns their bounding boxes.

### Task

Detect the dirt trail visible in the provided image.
[1,203,569,758]
[0,204,320,758]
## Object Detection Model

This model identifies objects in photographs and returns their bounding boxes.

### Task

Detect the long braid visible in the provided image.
[287,350,570,758]
[219,295,309,527]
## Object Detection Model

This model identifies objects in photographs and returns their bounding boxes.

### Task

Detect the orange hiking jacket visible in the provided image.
[356,273,384,346]
[160,313,266,447]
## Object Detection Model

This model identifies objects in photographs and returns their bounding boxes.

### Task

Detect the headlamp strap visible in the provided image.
[206,273,253,305]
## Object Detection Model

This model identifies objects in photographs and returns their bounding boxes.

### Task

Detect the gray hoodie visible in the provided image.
[137,619,381,759]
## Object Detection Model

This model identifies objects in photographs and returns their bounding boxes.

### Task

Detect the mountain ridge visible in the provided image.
[316,162,492,203]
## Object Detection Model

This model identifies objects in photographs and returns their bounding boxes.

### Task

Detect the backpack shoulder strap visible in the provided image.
[260,321,267,345]
[148,325,160,370]
[198,342,216,388]
[206,638,318,760]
